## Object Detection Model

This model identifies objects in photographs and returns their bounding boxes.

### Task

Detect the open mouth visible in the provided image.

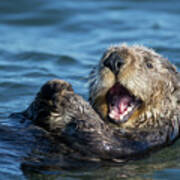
[106,83,142,124]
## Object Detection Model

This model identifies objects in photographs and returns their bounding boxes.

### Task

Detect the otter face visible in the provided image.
[89,44,179,128]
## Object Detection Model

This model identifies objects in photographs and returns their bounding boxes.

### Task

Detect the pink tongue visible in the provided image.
[116,96,130,114]
[109,95,133,121]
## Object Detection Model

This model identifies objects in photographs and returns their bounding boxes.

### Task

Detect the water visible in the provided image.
[0,0,180,179]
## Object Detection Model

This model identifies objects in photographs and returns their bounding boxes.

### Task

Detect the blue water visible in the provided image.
[0,0,180,179]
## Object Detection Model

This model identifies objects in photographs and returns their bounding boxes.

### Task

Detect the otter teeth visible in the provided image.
[127,106,133,112]
[109,105,134,122]
[124,111,128,116]
[119,115,124,120]
[109,110,116,119]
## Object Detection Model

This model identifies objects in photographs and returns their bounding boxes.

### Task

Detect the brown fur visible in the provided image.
[89,44,180,130]
[24,79,104,134]
[22,79,175,160]
[21,45,180,160]
[24,79,156,160]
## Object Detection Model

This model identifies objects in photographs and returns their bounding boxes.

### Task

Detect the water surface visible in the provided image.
[0,0,180,179]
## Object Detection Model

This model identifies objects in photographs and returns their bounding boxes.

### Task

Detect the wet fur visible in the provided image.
[89,44,180,131]
[22,49,180,161]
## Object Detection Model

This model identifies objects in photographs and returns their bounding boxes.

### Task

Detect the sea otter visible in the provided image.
[21,44,180,161]
[89,44,180,131]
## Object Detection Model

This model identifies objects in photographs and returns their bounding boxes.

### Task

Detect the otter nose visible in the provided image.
[104,52,123,75]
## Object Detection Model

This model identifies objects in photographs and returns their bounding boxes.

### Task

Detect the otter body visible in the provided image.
[21,45,180,161]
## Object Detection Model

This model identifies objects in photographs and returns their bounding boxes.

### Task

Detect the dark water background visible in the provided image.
[0,0,180,179]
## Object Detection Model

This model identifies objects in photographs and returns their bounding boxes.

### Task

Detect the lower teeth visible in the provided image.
[109,105,134,121]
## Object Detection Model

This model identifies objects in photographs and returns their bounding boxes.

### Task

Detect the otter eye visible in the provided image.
[146,62,153,69]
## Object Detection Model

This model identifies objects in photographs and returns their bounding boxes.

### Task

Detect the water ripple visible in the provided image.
[0,0,179,179]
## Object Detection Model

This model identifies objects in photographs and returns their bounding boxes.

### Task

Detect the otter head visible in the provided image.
[89,44,180,129]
